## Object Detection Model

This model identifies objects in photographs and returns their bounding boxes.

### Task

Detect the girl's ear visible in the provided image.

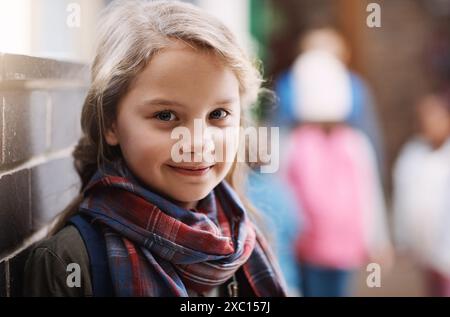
[104,122,119,146]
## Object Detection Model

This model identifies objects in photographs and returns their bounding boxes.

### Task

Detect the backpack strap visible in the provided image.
[68,214,114,297]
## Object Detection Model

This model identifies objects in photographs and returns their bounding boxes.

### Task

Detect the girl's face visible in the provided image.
[104,41,241,209]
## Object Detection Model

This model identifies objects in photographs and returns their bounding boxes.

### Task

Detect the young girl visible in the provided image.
[24,0,287,297]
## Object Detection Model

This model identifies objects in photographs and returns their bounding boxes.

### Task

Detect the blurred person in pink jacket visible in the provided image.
[393,93,450,296]
[283,49,392,297]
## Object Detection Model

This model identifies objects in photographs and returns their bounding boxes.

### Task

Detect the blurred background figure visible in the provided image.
[245,93,304,297]
[283,49,392,297]
[246,167,303,296]
[392,93,450,297]
[275,28,386,180]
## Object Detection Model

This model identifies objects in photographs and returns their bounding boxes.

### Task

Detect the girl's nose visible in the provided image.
[186,119,216,162]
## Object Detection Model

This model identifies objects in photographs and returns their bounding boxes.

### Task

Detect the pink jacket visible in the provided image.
[284,124,388,269]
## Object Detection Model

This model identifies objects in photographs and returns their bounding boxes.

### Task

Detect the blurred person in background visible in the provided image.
[393,93,450,297]
[275,28,386,179]
[246,164,303,296]
[284,49,392,297]
[244,92,303,296]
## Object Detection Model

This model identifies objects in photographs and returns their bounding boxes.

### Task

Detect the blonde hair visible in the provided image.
[50,0,265,234]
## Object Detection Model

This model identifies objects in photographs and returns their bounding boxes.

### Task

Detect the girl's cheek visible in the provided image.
[136,128,174,152]
[142,123,175,138]
[214,133,239,163]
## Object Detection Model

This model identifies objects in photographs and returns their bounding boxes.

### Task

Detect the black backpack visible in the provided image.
[68,215,114,296]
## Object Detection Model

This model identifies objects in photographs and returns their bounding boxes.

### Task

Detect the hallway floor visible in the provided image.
[353,254,426,297]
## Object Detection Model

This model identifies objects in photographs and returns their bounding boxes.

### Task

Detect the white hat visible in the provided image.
[292,50,353,122]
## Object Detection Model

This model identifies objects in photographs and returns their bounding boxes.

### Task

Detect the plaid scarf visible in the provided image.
[78,158,287,297]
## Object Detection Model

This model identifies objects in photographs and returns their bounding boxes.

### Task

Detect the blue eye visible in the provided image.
[209,108,229,120]
[155,110,176,121]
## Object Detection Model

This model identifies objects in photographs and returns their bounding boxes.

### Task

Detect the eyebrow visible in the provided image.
[138,98,238,108]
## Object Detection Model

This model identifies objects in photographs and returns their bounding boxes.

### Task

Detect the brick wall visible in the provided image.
[0,53,89,297]
[356,0,435,191]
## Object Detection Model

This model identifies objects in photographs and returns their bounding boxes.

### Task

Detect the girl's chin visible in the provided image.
[170,191,211,207]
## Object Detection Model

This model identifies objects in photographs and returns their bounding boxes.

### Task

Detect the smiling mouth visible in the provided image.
[167,164,214,176]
